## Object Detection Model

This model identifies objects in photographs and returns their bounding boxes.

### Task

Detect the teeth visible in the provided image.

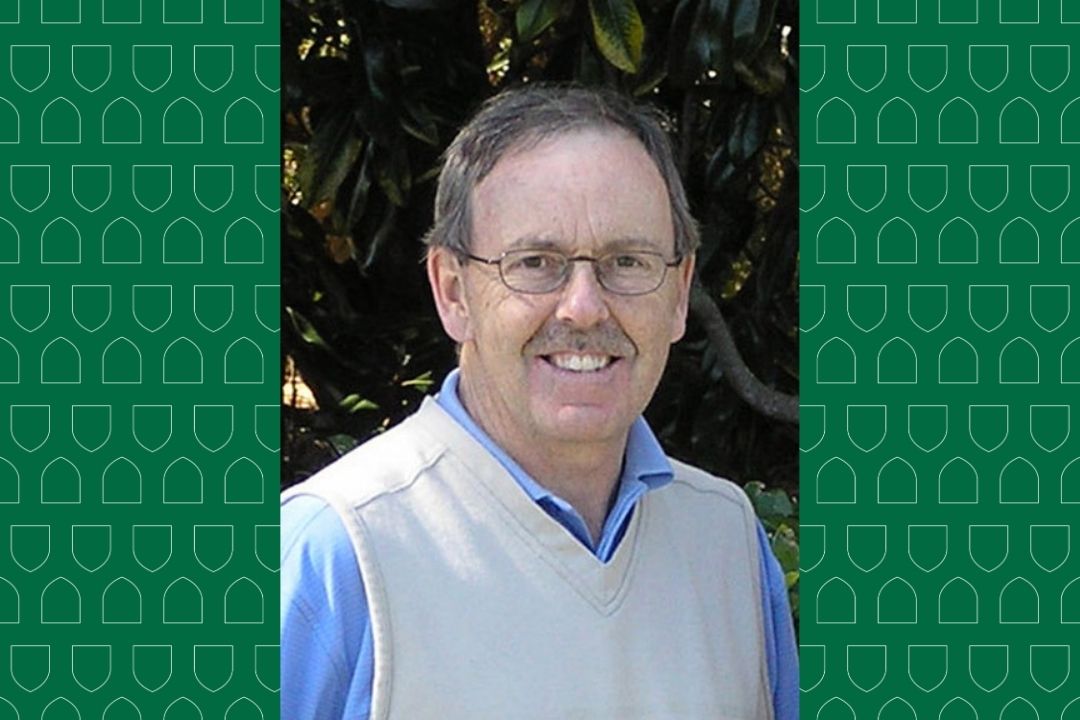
[550,354,611,372]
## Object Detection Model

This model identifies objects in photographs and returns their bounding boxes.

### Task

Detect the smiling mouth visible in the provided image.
[542,353,616,373]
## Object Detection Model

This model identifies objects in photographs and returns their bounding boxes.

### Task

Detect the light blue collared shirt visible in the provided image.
[282,370,799,719]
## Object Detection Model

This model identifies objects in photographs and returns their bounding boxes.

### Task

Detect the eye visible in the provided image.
[612,254,646,269]
[504,251,561,273]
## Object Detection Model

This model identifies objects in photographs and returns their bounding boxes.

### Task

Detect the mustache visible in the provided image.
[524,321,636,357]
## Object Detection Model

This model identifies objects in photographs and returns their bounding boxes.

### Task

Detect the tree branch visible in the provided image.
[690,283,799,424]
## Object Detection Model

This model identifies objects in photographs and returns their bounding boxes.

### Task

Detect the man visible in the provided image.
[282,85,798,719]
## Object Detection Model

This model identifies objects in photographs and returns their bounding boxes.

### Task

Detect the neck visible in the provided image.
[456,372,627,545]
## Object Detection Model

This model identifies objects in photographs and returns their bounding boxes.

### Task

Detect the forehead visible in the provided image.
[470,128,673,251]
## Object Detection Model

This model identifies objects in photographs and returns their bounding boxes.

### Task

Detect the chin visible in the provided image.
[535,403,630,445]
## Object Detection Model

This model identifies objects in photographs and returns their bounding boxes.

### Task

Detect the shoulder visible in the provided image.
[664,457,757,516]
[283,403,449,510]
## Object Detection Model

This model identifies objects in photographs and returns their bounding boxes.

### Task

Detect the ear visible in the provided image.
[427,247,472,343]
[669,253,696,343]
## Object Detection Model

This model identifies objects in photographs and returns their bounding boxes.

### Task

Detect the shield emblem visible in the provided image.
[194,404,233,452]
[0,457,20,504]
[1000,577,1038,623]
[939,337,977,384]
[132,404,173,452]
[255,524,279,571]
[71,45,110,92]
[254,284,280,332]
[800,45,824,92]
[1030,284,1069,332]
[907,404,947,452]
[9,284,49,332]
[907,285,947,333]
[1000,457,1039,503]
[255,404,280,451]
[969,524,1008,572]
[102,457,141,504]
[41,457,80,503]
[796,413,824,458]
[879,578,917,623]
[10,46,49,92]
[799,285,824,333]
[132,525,172,573]
[41,217,81,264]
[102,217,141,264]
[71,524,111,572]
[908,645,947,692]
[132,284,172,333]
[968,285,1008,332]
[163,457,204,503]
[1030,525,1069,573]
[163,217,204,264]
[800,165,824,212]
[131,164,172,212]
[908,525,947,572]
[10,645,49,692]
[879,457,917,503]
[846,404,886,452]
[131,45,172,92]
[939,457,978,503]
[255,645,280,691]
[969,45,1008,92]
[846,165,886,212]
[72,645,111,692]
[0,218,19,263]
[194,164,233,212]
[846,645,886,691]
[71,165,111,212]
[71,284,111,333]
[878,217,917,263]
[940,578,978,623]
[817,456,856,504]
[224,217,264,263]
[846,285,887,332]
[1030,404,1069,452]
[193,284,234,332]
[968,165,1008,212]
[58,434,97,484]
[193,525,233,572]
[799,524,824,572]
[10,404,50,452]
[818,579,856,624]
[1030,45,1069,92]
[847,45,887,92]
[1030,645,1069,692]
[1030,165,1069,212]
[254,164,280,212]
[225,457,264,503]
[908,164,947,212]
[194,45,233,92]
[1000,216,1039,263]
[194,645,234,692]
[908,45,947,92]
[938,217,978,264]
[10,164,50,212]
[800,645,825,691]
[999,337,1038,384]
[10,525,49,572]
[255,45,280,91]
[969,645,1008,692]
[132,645,172,692]
[164,577,204,623]
[817,217,856,264]
[847,524,887,572]
[878,337,917,384]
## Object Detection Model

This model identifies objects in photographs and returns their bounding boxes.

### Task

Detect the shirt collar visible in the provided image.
[434,368,673,500]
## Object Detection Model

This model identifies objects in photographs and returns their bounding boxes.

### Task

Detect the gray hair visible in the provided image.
[424,84,699,258]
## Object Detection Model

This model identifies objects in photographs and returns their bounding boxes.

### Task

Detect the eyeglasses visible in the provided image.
[459,248,683,296]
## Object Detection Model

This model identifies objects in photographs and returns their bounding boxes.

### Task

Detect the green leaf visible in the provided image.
[400,370,435,390]
[327,433,360,455]
[517,0,562,43]
[588,0,645,73]
[286,307,331,350]
[770,523,799,572]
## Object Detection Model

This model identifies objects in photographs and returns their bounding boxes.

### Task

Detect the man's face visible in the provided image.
[429,128,694,451]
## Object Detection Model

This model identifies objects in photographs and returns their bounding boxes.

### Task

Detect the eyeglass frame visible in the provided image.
[457,247,685,296]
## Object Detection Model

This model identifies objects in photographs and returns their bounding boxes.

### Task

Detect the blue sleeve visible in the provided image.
[281,494,375,720]
[756,520,799,720]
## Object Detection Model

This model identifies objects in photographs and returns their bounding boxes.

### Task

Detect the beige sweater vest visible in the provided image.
[285,398,772,720]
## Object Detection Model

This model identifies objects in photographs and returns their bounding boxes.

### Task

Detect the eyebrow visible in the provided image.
[504,236,662,252]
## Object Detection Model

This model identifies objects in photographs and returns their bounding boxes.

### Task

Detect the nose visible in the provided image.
[554,260,610,327]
